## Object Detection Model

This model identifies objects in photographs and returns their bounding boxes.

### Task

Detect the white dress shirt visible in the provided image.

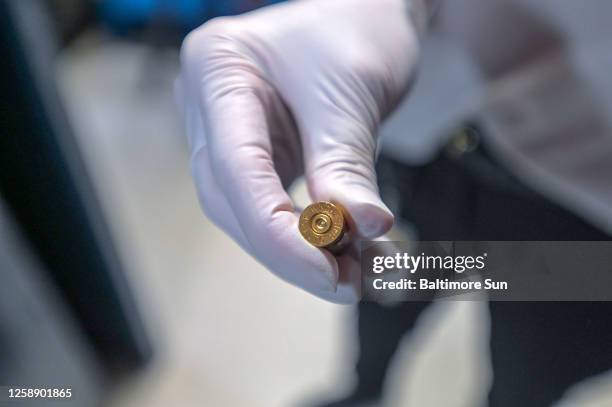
[382,0,612,233]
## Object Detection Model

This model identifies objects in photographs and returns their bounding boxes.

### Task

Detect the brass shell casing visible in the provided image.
[299,201,348,251]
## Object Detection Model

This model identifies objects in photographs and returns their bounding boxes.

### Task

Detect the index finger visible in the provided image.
[183,30,341,297]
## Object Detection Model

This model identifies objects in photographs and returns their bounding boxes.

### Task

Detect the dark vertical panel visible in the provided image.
[0,0,151,378]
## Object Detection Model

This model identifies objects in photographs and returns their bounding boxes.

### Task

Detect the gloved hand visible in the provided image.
[176,0,424,303]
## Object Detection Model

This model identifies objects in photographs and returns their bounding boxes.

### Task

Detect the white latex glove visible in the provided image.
[176,0,422,303]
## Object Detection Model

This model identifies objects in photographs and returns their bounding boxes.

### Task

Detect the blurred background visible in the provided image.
[1,0,612,406]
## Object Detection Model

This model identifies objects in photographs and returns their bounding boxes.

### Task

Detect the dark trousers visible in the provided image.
[357,138,612,406]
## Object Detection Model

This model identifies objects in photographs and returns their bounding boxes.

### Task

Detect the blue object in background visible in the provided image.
[209,0,286,16]
[99,0,286,34]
